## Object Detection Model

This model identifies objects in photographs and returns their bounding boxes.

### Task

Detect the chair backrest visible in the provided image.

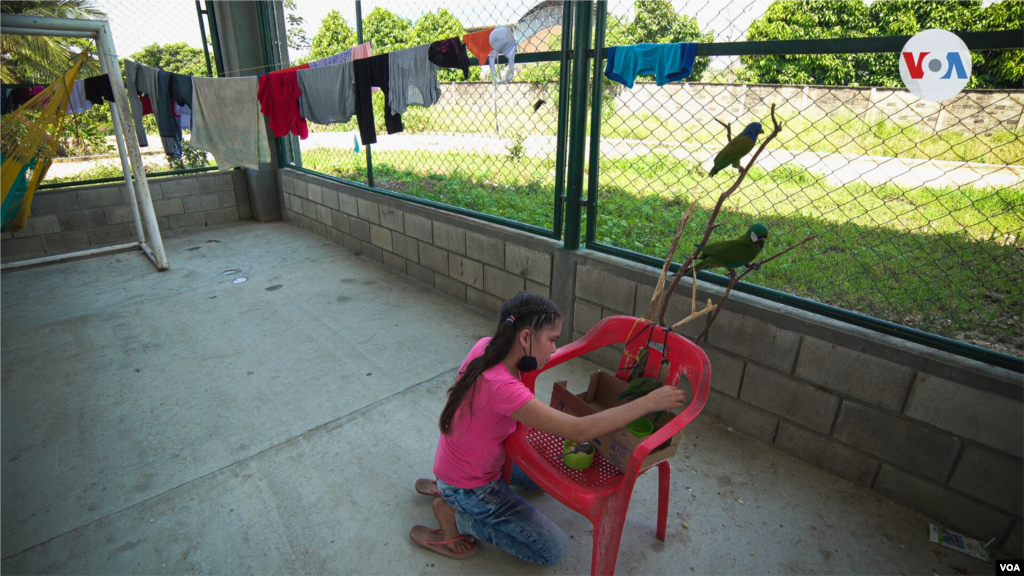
[523,315,711,479]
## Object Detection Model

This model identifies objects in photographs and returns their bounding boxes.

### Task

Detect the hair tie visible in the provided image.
[506,315,515,323]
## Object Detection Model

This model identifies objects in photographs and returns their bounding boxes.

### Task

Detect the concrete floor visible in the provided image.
[1,221,996,575]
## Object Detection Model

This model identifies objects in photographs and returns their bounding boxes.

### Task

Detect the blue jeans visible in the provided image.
[436,465,570,566]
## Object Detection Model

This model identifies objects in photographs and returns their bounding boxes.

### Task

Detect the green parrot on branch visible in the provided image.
[709,122,764,177]
[693,223,770,274]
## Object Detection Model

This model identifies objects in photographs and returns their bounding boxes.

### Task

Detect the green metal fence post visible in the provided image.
[584,0,607,247]
[551,0,575,241]
[563,0,593,250]
[194,1,214,77]
[205,1,226,77]
[356,0,373,189]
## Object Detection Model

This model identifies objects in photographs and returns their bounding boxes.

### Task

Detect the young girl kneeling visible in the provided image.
[410,292,687,564]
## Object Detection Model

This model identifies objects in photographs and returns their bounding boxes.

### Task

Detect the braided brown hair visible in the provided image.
[439,292,562,435]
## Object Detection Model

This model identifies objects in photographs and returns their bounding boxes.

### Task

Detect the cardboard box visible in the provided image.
[550,370,682,473]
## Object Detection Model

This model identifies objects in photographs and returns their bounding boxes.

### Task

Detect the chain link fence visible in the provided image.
[288,0,565,233]
[1,0,219,186]
[282,0,1022,359]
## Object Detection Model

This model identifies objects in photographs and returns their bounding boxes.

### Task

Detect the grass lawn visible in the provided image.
[307,102,1024,166]
[302,145,1023,357]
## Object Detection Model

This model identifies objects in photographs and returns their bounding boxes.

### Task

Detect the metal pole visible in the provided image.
[0,242,138,271]
[584,1,608,247]
[356,0,373,188]
[98,40,146,244]
[551,0,575,240]
[206,1,226,77]
[563,1,593,250]
[96,22,169,270]
[195,0,214,77]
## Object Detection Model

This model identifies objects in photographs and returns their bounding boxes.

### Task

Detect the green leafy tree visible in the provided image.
[627,0,714,80]
[363,7,414,54]
[744,0,873,86]
[863,0,986,88]
[130,42,212,77]
[974,0,1024,89]
[284,0,310,51]
[412,9,479,81]
[0,0,105,83]
[309,10,357,60]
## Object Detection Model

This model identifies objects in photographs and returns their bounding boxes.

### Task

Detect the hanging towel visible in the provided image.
[462,28,494,65]
[353,53,403,145]
[83,74,116,106]
[65,80,92,114]
[604,43,697,89]
[388,44,441,115]
[428,37,471,80]
[257,66,309,139]
[191,76,270,170]
[297,61,356,125]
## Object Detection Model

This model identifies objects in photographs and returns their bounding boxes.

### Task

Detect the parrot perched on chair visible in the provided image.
[708,122,764,177]
[692,223,769,274]
[617,377,663,401]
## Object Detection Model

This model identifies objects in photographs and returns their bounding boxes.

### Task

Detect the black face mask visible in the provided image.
[517,333,538,372]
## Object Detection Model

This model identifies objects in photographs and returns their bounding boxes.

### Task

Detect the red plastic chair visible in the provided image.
[502,315,711,576]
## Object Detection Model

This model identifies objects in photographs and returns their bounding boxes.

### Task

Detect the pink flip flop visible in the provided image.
[409,525,480,559]
[415,478,440,497]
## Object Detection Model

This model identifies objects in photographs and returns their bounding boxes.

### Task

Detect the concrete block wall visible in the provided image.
[435,82,1024,135]
[279,171,558,317]
[278,168,1022,557]
[1,171,251,263]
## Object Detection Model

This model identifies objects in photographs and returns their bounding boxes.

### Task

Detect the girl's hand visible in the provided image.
[644,385,688,412]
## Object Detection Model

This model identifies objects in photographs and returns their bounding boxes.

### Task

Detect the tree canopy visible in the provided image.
[308,10,357,61]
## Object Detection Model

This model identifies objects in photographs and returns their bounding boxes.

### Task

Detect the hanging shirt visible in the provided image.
[388,44,441,115]
[174,102,191,130]
[462,28,494,66]
[351,42,372,60]
[135,63,183,157]
[432,337,534,489]
[66,80,92,114]
[83,74,116,106]
[257,64,309,139]
[428,37,471,80]
[353,53,402,145]
[124,61,149,147]
[191,76,270,170]
[604,43,698,89]
[170,72,193,109]
[296,61,356,125]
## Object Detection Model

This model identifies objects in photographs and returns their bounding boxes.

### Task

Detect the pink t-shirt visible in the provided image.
[433,337,534,488]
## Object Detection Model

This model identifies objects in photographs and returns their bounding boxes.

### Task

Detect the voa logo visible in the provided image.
[998,560,1023,573]
[899,29,972,102]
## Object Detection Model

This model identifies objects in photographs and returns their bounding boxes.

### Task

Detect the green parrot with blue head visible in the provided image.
[693,223,769,273]
[709,122,764,177]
